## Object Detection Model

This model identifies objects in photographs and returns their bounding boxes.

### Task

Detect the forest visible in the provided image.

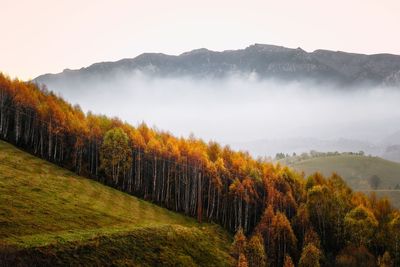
[0,72,399,267]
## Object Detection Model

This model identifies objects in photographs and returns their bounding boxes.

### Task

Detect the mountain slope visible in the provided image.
[287,154,400,206]
[0,140,233,266]
[35,44,400,88]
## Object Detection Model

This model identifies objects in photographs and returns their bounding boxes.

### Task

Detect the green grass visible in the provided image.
[288,154,400,207]
[0,140,234,266]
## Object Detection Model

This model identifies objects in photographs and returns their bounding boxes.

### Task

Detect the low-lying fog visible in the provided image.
[44,72,400,157]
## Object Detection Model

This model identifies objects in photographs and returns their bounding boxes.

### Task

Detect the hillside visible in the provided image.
[287,154,400,206]
[2,73,400,266]
[35,44,400,88]
[0,140,234,266]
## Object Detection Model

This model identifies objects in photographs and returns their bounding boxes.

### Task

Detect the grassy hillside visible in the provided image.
[0,140,234,266]
[288,154,400,207]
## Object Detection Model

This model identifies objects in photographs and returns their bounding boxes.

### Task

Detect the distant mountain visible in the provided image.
[35,44,400,88]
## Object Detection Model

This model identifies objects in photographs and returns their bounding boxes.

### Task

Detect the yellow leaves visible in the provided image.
[137,122,153,144]
[100,128,132,180]
[283,255,295,267]
[232,227,247,258]
[146,137,162,154]
[344,205,378,246]
[388,212,400,233]
[246,233,267,267]
[165,138,180,158]
[229,178,243,195]
[351,192,370,208]
[207,141,221,162]
[299,243,322,267]
[228,177,256,202]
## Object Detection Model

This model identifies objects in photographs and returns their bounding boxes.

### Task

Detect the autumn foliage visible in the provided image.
[0,73,399,266]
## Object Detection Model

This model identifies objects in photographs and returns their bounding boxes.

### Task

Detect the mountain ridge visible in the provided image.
[35,43,400,87]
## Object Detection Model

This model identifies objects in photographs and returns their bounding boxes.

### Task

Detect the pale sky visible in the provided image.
[1,0,400,80]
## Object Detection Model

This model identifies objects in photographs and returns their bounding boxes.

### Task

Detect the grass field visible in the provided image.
[0,140,234,266]
[288,154,400,207]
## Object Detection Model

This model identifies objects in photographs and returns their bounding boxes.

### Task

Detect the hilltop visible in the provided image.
[0,140,233,266]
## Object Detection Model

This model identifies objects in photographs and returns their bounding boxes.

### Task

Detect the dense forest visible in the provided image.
[0,73,399,267]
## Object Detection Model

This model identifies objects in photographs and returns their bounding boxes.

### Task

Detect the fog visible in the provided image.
[46,72,400,157]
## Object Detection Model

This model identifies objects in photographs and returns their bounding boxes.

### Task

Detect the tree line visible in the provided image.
[0,73,399,266]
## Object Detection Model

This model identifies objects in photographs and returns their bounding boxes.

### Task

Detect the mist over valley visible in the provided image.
[35,45,400,159]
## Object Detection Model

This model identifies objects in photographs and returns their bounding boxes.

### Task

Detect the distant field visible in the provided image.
[288,154,400,207]
[0,140,233,266]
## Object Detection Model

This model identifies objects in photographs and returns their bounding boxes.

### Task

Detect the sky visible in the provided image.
[1,0,400,80]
